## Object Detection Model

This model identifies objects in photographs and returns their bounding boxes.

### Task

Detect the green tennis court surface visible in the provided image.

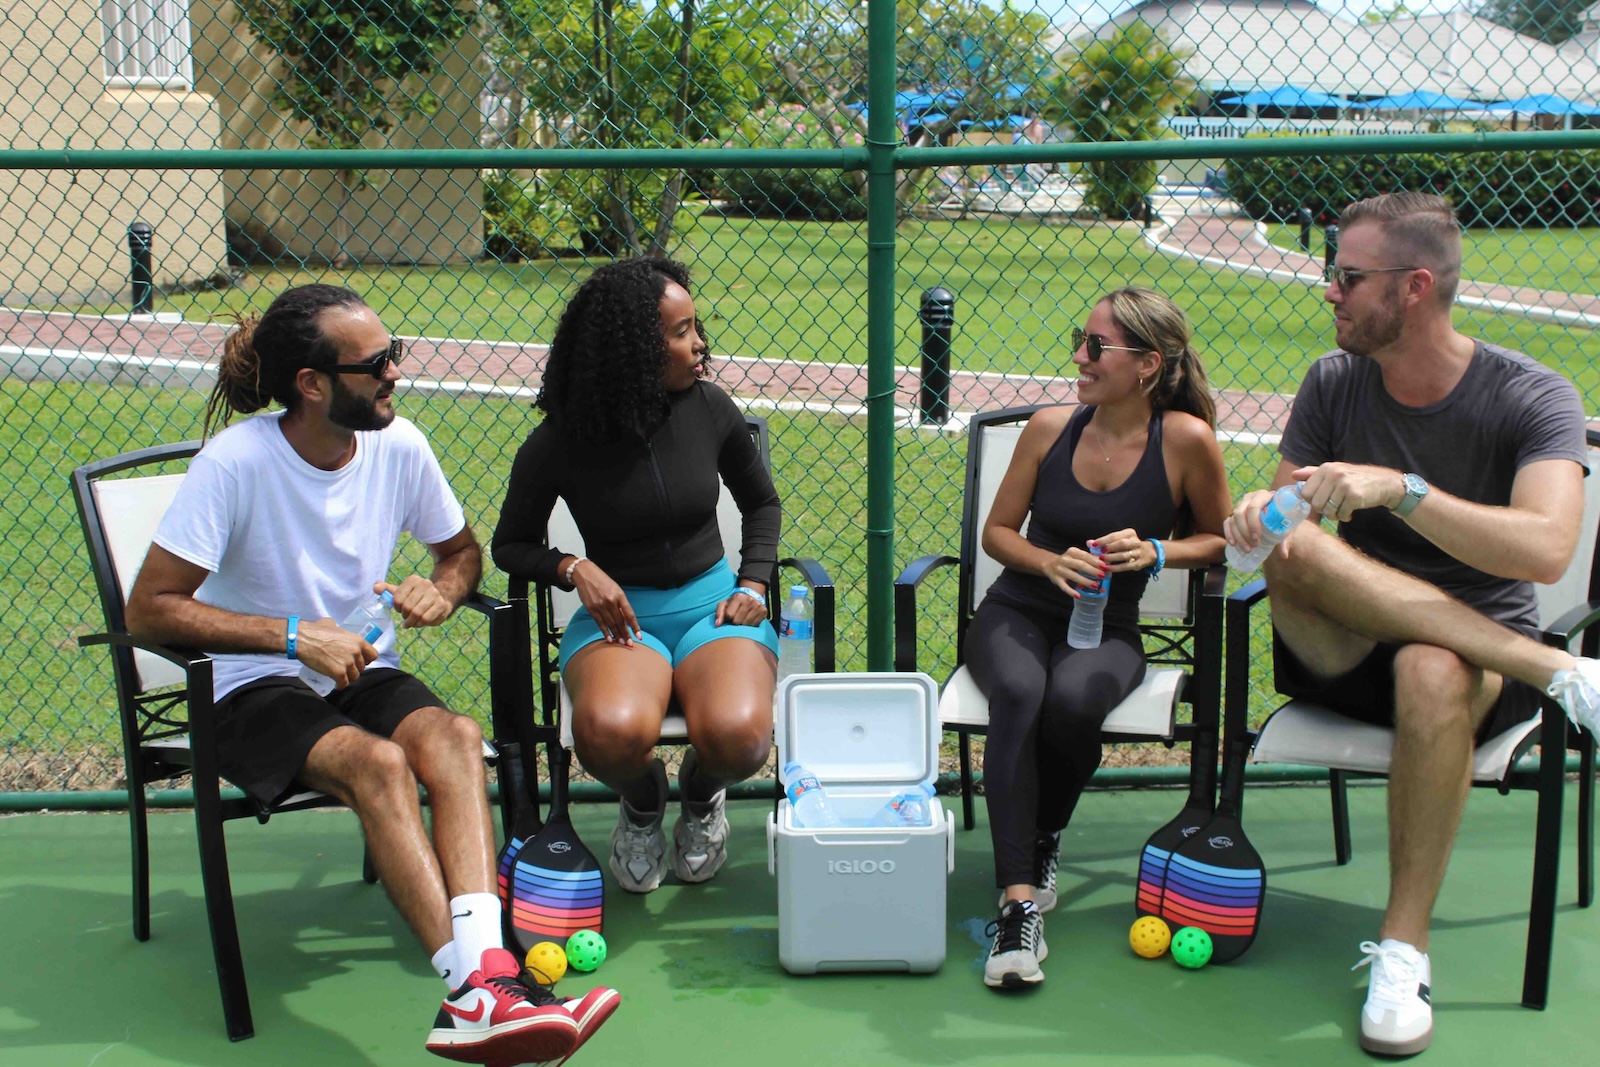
[3,782,1596,1066]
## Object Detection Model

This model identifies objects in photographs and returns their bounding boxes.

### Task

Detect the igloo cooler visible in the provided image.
[766,671,955,974]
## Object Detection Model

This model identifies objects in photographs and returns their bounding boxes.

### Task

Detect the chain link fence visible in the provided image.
[3,0,1598,797]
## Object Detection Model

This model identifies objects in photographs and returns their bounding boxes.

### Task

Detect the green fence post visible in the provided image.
[864,0,898,671]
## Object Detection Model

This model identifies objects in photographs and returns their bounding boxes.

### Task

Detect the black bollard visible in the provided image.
[128,222,154,315]
[1323,223,1339,281]
[1295,207,1313,252]
[918,286,955,426]
[1142,195,1157,227]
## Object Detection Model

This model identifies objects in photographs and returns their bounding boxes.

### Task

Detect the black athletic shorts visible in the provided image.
[212,668,446,807]
[1272,629,1542,744]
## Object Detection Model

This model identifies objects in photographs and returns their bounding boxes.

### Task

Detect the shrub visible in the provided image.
[1224,138,1600,227]
[713,105,867,221]
[481,170,580,260]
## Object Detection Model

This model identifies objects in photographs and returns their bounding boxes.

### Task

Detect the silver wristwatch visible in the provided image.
[1393,472,1429,517]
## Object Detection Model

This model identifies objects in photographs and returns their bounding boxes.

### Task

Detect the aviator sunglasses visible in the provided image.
[1070,327,1149,362]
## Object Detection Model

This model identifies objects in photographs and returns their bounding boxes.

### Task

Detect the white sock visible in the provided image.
[450,892,505,975]
[432,941,461,991]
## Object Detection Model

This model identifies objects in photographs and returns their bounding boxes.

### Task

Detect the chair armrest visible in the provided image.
[458,591,508,618]
[1187,564,1227,740]
[781,556,837,673]
[78,631,211,670]
[893,553,959,673]
[78,632,219,780]
[1541,599,1600,650]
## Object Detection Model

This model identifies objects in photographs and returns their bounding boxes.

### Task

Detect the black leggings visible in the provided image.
[966,600,1146,888]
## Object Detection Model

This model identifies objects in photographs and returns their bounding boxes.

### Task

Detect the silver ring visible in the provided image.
[1329,499,1343,511]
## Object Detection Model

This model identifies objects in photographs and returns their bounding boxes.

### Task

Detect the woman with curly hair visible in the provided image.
[493,258,780,895]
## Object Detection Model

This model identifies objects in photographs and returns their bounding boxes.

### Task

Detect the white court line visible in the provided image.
[1143,228,1600,328]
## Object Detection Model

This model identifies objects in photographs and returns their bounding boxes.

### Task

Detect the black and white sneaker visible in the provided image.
[984,899,1047,989]
[995,832,1060,913]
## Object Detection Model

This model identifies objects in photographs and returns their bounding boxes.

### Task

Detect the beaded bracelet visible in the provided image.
[563,555,587,587]
[1146,539,1166,580]
[285,615,300,660]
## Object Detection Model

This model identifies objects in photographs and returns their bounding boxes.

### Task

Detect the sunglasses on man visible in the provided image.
[1324,264,1417,290]
[320,337,405,379]
[1070,327,1149,362]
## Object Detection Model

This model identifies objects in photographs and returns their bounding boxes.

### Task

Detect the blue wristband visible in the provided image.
[285,616,299,660]
[732,586,766,604]
[1146,540,1165,580]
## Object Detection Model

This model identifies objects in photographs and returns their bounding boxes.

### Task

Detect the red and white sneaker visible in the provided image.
[425,948,578,1065]
[551,985,622,1065]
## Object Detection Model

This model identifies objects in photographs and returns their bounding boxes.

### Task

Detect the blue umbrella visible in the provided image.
[1217,87,1353,109]
[1485,94,1600,115]
[1349,91,1482,111]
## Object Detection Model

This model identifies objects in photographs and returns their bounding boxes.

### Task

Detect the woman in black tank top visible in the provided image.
[972,288,1232,990]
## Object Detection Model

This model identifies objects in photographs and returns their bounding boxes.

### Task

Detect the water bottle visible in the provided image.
[778,585,814,681]
[299,590,395,696]
[1226,483,1312,572]
[870,782,937,828]
[1066,545,1109,650]
[782,761,840,829]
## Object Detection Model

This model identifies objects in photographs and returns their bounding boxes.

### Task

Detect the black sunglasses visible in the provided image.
[1070,327,1148,362]
[320,337,405,379]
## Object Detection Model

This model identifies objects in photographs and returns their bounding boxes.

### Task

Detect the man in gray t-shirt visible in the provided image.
[1225,192,1599,1058]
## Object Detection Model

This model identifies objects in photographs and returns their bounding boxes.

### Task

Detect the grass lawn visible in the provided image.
[9,212,1597,788]
[1264,222,1600,298]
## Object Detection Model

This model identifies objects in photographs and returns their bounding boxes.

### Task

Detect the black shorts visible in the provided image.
[212,668,446,807]
[1272,630,1542,744]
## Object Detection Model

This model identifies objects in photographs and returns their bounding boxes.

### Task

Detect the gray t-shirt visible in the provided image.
[1279,341,1589,632]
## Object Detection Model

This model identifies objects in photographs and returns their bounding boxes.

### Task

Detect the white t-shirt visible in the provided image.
[152,411,467,701]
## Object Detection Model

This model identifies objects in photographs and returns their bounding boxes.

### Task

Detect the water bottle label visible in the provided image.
[359,622,383,644]
[781,617,814,640]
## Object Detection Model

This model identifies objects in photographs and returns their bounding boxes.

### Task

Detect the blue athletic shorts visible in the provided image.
[558,558,779,672]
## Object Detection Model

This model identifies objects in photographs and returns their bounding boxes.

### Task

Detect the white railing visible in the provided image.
[1165,117,1428,139]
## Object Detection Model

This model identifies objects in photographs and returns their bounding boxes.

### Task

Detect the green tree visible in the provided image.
[485,0,772,255]
[1476,0,1591,44]
[1046,20,1193,220]
[233,0,474,266]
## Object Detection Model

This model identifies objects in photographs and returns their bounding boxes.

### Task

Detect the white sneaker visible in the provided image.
[1353,939,1433,1056]
[983,900,1048,989]
[1547,658,1600,736]
[609,759,668,894]
[672,789,729,883]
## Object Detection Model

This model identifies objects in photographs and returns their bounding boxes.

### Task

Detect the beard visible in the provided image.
[328,375,396,432]
[1336,288,1406,357]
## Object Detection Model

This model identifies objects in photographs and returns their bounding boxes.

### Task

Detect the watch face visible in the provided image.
[1404,473,1428,497]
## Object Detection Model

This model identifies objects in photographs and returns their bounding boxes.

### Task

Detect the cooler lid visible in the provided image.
[775,672,939,786]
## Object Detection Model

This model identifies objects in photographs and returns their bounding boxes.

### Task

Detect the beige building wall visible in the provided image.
[190,3,484,265]
[0,0,228,306]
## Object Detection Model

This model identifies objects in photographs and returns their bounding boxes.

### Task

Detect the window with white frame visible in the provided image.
[100,0,194,89]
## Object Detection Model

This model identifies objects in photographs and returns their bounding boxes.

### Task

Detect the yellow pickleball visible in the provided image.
[1129,915,1173,959]
[524,941,568,985]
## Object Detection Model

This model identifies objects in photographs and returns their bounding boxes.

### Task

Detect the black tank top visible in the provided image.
[983,406,1179,629]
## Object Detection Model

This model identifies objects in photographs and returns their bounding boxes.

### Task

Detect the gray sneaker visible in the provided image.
[995,832,1060,913]
[609,758,668,894]
[672,749,729,883]
[984,899,1047,989]
[1548,658,1600,736]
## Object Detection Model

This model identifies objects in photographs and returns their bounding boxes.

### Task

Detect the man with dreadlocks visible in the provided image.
[125,284,618,1065]
[493,258,782,897]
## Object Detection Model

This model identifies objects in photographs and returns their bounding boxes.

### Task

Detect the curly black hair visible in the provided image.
[536,257,708,444]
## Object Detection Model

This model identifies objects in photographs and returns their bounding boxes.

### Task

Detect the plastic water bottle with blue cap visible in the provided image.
[1066,545,1110,650]
[871,782,937,828]
[782,761,840,829]
[299,590,395,696]
[778,584,814,681]
[1226,483,1312,572]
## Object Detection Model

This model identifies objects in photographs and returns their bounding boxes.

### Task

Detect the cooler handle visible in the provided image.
[945,807,956,874]
[766,811,777,876]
